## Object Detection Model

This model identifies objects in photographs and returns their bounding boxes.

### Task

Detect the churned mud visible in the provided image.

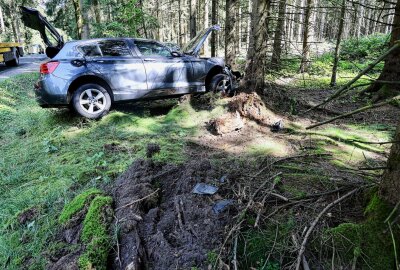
[112,159,235,269]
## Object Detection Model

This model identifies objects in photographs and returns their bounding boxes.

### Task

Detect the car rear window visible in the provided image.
[79,40,132,57]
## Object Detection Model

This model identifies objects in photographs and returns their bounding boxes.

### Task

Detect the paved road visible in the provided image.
[0,54,48,81]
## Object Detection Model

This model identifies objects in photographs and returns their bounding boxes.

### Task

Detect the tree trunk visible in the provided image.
[225,0,239,66]
[247,0,253,51]
[80,0,90,38]
[189,0,197,38]
[0,6,5,33]
[139,0,148,38]
[92,0,101,24]
[366,0,400,97]
[380,122,400,205]
[270,0,286,70]
[72,0,87,39]
[330,0,345,87]
[299,0,313,73]
[244,0,270,90]
[204,0,210,55]
[178,0,183,46]
[211,0,218,56]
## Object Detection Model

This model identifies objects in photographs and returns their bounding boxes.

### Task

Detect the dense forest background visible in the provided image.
[0,0,396,74]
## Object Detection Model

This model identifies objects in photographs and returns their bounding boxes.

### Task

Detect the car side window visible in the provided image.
[79,44,102,57]
[98,40,131,57]
[135,41,171,57]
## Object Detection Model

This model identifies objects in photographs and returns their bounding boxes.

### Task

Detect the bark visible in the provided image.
[380,122,400,205]
[299,0,313,73]
[270,0,287,70]
[225,0,239,66]
[366,0,400,96]
[211,0,218,56]
[189,0,197,38]
[330,0,346,87]
[244,0,271,90]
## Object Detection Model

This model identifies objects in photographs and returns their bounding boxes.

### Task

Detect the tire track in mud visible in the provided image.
[112,159,234,269]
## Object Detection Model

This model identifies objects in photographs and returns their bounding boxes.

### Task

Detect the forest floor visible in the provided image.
[0,73,399,269]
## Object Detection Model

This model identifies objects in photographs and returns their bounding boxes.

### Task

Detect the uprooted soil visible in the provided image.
[112,159,235,269]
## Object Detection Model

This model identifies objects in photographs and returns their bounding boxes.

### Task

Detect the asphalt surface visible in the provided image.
[0,54,48,81]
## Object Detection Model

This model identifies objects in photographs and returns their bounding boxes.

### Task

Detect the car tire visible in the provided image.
[5,49,19,67]
[209,74,235,97]
[72,83,111,119]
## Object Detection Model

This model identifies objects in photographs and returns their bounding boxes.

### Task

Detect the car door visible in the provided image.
[82,39,148,101]
[134,40,194,97]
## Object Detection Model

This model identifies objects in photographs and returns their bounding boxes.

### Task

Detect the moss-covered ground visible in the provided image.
[0,65,397,269]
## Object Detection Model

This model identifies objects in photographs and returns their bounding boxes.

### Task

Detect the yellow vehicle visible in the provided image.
[0,42,24,66]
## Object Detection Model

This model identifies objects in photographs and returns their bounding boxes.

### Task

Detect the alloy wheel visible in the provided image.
[79,89,107,114]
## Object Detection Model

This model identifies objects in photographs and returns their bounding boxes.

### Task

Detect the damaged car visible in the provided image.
[20,6,241,119]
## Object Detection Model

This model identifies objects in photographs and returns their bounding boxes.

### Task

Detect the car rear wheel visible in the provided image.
[209,74,235,97]
[72,84,111,119]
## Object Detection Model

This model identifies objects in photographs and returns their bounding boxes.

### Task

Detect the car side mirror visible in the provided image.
[171,51,181,57]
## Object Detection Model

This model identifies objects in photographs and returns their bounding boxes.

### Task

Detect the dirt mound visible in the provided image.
[208,111,244,135]
[228,92,278,125]
[207,92,283,135]
[112,159,234,269]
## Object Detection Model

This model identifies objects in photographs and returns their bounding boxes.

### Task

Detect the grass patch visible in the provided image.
[0,73,204,268]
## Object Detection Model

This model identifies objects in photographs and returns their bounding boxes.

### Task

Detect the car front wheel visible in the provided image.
[209,74,235,97]
[72,84,111,119]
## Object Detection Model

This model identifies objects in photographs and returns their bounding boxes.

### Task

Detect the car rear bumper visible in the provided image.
[34,74,69,106]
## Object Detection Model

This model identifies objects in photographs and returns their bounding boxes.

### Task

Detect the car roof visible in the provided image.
[65,37,162,46]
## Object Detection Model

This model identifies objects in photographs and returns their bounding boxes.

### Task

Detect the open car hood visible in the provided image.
[182,25,220,56]
[20,6,64,58]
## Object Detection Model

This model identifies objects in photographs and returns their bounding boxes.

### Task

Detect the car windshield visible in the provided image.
[182,28,208,55]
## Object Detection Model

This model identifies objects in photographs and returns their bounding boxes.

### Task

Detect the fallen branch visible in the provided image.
[358,166,387,171]
[115,188,160,211]
[305,42,400,113]
[306,95,400,129]
[214,172,282,269]
[253,153,332,177]
[292,234,311,270]
[295,188,360,270]
[232,235,238,270]
[350,139,400,145]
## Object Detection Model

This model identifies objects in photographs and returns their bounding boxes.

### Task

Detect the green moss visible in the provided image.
[238,217,294,269]
[328,193,398,269]
[59,188,103,224]
[79,195,113,270]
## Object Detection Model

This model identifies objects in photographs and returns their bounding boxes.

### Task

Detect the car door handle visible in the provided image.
[144,58,156,62]
[93,60,105,63]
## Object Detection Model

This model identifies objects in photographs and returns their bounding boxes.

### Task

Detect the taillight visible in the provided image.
[40,61,60,74]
